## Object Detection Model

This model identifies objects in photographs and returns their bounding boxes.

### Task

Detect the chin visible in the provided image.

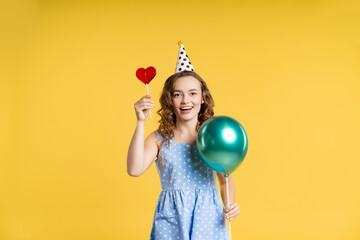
[180,113,199,122]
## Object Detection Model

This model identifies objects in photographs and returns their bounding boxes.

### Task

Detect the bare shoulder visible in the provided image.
[145,131,161,150]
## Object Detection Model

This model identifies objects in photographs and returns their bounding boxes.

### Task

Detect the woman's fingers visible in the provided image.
[134,96,155,111]
[225,203,240,221]
[137,103,154,111]
[134,95,155,121]
[142,94,153,103]
[135,99,153,106]
[142,96,154,103]
[226,203,239,212]
[226,209,239,221]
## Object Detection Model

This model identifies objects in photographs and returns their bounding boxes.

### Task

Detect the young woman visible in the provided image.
[127,71,239,239]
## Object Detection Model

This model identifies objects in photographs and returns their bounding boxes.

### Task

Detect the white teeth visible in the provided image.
[180,107,192,110]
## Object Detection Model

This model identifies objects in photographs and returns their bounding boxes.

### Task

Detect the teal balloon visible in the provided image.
[196,116,248,176]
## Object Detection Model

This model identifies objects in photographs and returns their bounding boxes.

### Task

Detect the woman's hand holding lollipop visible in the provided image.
[134,95,155,121]
[136,66,156,119]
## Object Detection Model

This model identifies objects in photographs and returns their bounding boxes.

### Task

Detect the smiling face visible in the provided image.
[172,76,204,123]
[158,71,215,143]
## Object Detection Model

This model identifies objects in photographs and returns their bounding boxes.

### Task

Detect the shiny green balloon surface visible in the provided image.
[196,116,248,176]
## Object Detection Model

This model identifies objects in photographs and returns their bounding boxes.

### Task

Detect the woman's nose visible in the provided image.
[181,95,189,103]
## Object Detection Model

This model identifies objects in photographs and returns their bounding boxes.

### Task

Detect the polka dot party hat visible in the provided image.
[175,41,195,73]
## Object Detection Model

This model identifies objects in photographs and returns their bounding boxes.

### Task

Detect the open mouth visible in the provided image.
[180,106,193,113]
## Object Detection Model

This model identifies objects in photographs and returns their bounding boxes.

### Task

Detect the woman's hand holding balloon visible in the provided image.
[134,95,154,121]
[225,202,240,222]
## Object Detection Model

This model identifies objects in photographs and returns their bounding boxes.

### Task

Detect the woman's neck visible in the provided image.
[174,118,198,138]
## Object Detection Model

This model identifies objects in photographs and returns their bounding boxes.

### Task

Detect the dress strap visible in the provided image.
[155,131,172,148]
[155,131,163,142]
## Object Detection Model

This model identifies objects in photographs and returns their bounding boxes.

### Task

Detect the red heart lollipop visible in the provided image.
[136,66,156,84]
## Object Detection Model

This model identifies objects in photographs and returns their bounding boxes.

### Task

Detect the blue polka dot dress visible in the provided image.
[150,131,229,240]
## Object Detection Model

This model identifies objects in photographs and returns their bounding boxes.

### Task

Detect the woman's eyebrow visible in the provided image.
[173,89,199,92]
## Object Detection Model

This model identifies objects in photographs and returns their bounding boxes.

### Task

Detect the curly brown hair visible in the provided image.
[157,71,215,146]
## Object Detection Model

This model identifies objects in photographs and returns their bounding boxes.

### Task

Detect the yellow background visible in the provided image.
[1,0,360,239]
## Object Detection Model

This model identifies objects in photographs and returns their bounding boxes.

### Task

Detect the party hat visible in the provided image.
[175,41,195,73]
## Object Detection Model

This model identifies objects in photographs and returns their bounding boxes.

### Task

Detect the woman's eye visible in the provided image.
[173,93,181,97]
[191,92,197,95]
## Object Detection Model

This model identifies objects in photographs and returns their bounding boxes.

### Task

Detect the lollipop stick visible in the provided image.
[146,84,152,119]
[226,177,232,240]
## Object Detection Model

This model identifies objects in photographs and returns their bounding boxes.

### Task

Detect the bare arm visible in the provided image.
[217,173,240,221]
[217,173,235,206]
[127,95,158,177]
